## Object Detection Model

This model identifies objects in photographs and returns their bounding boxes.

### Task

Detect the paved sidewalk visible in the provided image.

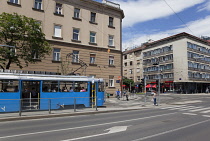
[0,94,166,122]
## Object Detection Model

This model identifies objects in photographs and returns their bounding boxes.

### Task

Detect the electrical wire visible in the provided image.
[162,0,195,35]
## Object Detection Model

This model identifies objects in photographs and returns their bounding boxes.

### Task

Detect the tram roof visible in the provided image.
[0,73,104,82]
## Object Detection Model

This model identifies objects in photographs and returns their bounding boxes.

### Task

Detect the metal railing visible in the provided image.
[0,97,100,117]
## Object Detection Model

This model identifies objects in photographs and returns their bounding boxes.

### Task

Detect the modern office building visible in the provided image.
[124,32,210,93]
[0,0,124,94]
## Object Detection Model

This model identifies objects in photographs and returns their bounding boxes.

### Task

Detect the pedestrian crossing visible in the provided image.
[160,105,210,118]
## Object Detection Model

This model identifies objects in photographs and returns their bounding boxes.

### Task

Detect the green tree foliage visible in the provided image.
[0,12,51,70]
[123,77,134,87]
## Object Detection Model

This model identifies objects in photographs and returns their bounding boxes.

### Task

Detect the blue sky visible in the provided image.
[96,0,210,50]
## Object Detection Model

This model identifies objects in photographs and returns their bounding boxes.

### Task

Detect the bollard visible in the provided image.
[95,97,98,111]
[74,98,76,112]
[48,99,51,114]
[19,99,22,117]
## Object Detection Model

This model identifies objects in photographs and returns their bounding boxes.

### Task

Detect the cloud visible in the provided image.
[122,15,210,50]
[113,0,205,28]
[198,0,210,11]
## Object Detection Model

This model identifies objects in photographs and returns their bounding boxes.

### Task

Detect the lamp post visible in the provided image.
[153,62,160,105]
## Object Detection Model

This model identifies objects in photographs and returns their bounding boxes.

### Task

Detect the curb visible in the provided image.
[0,108,145,122]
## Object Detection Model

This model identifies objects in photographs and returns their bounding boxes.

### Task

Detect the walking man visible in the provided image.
[153,91,158,106]
[116,89,120,100]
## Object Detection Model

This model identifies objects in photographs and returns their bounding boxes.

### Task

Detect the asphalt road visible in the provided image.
[1,94,210,141]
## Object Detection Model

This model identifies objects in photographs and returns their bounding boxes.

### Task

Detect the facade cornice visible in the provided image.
[47,39,122,54]
[145,32,210,49]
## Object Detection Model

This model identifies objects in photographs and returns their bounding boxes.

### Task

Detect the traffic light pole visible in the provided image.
[158,66,160,106]
[144,76,146,106]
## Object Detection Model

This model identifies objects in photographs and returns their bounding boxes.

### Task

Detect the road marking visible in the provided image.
[182,113,197,116]
[189,107,210,112]
[61,126,128,141]
[202,115,210,118]
[132,119,210,141]
[200,109,210,114]
[105,126,128,133]
[179,106,202,111]
[173,100,202,104]
[0,112,177,139]
[160,105,187,109]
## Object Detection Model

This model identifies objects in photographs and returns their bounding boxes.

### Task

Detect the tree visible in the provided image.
[0,12,51,70]
[123,77,134,89]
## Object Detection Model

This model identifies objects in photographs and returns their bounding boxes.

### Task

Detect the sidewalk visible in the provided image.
[0,95,165,122]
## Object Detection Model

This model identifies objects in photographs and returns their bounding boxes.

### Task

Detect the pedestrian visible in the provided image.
[116,89,120,100]
[125,90,129,101]
[153,91,158,106]
[206,87,209,94]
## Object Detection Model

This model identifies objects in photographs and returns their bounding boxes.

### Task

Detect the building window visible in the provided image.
[74,8,80,18]
[124,62,127,66]
[9,0,19,4]
[109,17,114,27]
[129,69,133,74]
[124,55,127,59]
[90,12,96,23]
[54,25,62,38]
[137,76,140,81]
[109,55,114,65]
[34,0,42,10]
[137,68,140,73]
[73,28,79,41]
[53,48,60,61]
[72,50,79,63]
[90,53,96,64]
[90,32,96,43]
[109,75,114,87]
[108,35,114,46]
[32,50,39,59]
[130,61,133,65]
[55,3,62,15]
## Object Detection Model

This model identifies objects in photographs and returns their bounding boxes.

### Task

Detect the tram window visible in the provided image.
[0,80,19,92]
[60,81,74,92]
[98,82,104,92]
[42,81,59,92]
[74,81,88,92]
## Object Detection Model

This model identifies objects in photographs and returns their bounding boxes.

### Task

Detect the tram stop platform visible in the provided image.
[0,94,167,122]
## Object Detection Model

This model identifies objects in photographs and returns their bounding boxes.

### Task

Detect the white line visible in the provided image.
[200,110,210,114]
[0,112,177,139]
[132,119,210,141]
[160,105,187,109]
[189,107,210,112]
[202,115,210,118]
[179,106,202,111]
[182,113,197,116]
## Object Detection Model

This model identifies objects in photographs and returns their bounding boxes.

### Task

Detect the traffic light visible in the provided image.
[141,78,145,85]
[156,79,159,87]
[106,82,108,87]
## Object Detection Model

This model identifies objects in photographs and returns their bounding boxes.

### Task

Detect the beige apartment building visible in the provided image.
[123,46,145,92]
[0,0,124,94]
[124,32,210,93]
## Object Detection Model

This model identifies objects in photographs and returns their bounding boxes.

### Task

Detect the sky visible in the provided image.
[96,0,210,51]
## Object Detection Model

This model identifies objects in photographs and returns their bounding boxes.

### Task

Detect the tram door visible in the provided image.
[90,82,96,108]
[21,81,40,110]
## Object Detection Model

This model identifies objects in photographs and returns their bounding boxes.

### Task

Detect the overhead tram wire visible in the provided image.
[162,0,195,36]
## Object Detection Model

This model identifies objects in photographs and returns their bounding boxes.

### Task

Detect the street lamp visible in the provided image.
[153,62,160,105]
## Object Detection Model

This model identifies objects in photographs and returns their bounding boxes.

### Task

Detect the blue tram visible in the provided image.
[0,73,105,112]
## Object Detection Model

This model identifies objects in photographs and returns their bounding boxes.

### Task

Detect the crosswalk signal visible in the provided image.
[141,78,145,85]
